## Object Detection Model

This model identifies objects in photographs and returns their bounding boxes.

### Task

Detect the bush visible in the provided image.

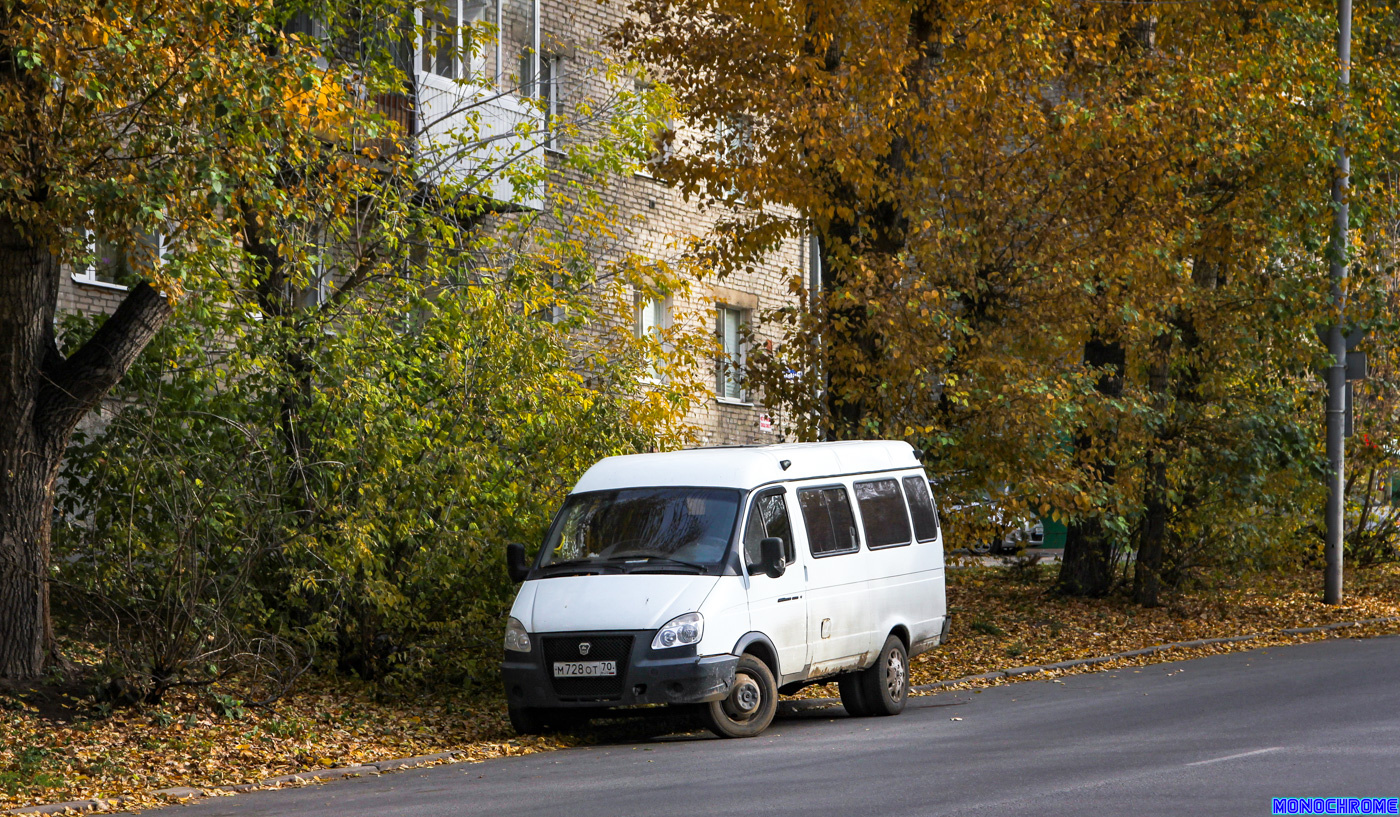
[54,263,700,695]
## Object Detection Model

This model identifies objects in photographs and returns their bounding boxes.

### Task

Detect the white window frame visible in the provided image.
[716,115,753,201]
[635,294,672,383]
[636,295,670,338]
[546,271,567,324]
[716,304,749,403]
[521,51,563,151]
[74,228,164,291]
[419,0,487,83]
[290,233,332,310]
[542,54,563,151]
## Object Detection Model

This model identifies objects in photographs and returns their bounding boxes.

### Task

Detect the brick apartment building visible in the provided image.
[57,0,811,447]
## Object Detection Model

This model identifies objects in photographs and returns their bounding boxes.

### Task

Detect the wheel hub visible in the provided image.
[725,676,762,717]
[886,649,906,699]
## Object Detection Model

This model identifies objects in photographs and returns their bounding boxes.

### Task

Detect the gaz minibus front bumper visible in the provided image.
[502,629,739,709]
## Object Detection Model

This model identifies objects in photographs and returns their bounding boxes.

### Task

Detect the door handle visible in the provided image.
[777,595,802,603]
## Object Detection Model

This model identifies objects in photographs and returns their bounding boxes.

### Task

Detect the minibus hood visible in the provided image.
[524,573,719,633]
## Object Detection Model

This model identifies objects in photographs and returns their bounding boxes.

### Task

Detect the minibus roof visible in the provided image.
[571,440,923,493]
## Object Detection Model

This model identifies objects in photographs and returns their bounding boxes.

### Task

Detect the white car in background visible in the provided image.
[944,494,1042,555]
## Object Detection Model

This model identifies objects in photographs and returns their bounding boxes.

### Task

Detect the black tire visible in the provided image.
[857,635,909,716]
[702,654,778,738]
[508,705,545,735]
[838,673,871,717]
[970,540,993,555]
[509,706,586,735]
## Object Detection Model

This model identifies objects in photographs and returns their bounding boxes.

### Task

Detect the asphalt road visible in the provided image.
[133,636,1400,817]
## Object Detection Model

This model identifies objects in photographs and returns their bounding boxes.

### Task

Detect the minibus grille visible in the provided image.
[542,634,634,700]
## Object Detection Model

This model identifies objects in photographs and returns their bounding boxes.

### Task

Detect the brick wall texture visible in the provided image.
[57,0,808,451]
[531,0,807,447]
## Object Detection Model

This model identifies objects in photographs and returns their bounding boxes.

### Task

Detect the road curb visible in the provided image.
[908,617,1400,694]
[7,615,1400,816]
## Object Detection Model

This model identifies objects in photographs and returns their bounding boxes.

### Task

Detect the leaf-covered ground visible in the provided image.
[3,563,1398,813]
[906,560,1400,690]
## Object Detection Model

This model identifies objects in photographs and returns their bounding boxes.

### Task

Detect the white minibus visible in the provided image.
[501,440,948,738]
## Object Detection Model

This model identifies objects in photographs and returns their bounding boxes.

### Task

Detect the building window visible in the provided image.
[290,235,332,309]
[522,52,563,150]
[74,229,161,289]
[636,296,667,338]
[544,271,570,324]
[716,305,747,401]
[542,55,562,149]
[421,0,486,81]
[284,11,328,41]
[636,295,670,381]
[716,115,753,200]
[634,79,674,176]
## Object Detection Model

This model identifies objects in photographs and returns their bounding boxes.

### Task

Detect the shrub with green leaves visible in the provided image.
[52,45,709,693]
[55,244,702,695]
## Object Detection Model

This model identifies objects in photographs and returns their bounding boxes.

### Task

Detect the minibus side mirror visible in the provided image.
[759,537,786,579]
[506,543,531,583]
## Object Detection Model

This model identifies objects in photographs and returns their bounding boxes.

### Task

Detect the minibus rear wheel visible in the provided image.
[703,654,777,738]
[858,635,909,716]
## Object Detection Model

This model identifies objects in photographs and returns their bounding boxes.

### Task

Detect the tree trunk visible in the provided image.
[1057,334,1126,598]
[1134,453,1168,605]
[808,9,934,442]
[1058,13,1158,600]
[244,210,318,516]
[0,432,58,680]
[0,217,63,679]
[1134,257,1215,603]
[1134,334,1173,606]
[0,214,173,680]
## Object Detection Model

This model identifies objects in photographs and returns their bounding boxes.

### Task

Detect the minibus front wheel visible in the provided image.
[701,654,777,738]
[508,705,585,735]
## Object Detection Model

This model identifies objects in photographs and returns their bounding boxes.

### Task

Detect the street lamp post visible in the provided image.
[1324,0,1352,605]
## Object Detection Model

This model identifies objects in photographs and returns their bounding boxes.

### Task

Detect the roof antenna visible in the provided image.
[780,459,792,470]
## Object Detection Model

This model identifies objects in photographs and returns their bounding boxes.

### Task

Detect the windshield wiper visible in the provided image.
[536,559,615,575]
[605,555,710,572]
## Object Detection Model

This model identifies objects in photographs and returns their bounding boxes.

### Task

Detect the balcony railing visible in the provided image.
[411,72,544,211]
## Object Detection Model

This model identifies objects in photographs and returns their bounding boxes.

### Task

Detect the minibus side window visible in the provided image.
[742,488,795,570]
[903,476,940,542]
[797,486,859,557]
[854,478,912,549]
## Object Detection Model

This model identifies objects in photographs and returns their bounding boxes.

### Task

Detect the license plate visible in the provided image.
[553,660,617,677]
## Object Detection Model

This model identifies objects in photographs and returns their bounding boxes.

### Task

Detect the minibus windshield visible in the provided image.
[538,488,742,571]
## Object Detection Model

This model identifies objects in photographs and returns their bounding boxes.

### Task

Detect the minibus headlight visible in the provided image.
[652,612,704,650]
[504,617,532,653]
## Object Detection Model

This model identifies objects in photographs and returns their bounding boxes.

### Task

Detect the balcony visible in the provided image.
[408,71,544,211]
